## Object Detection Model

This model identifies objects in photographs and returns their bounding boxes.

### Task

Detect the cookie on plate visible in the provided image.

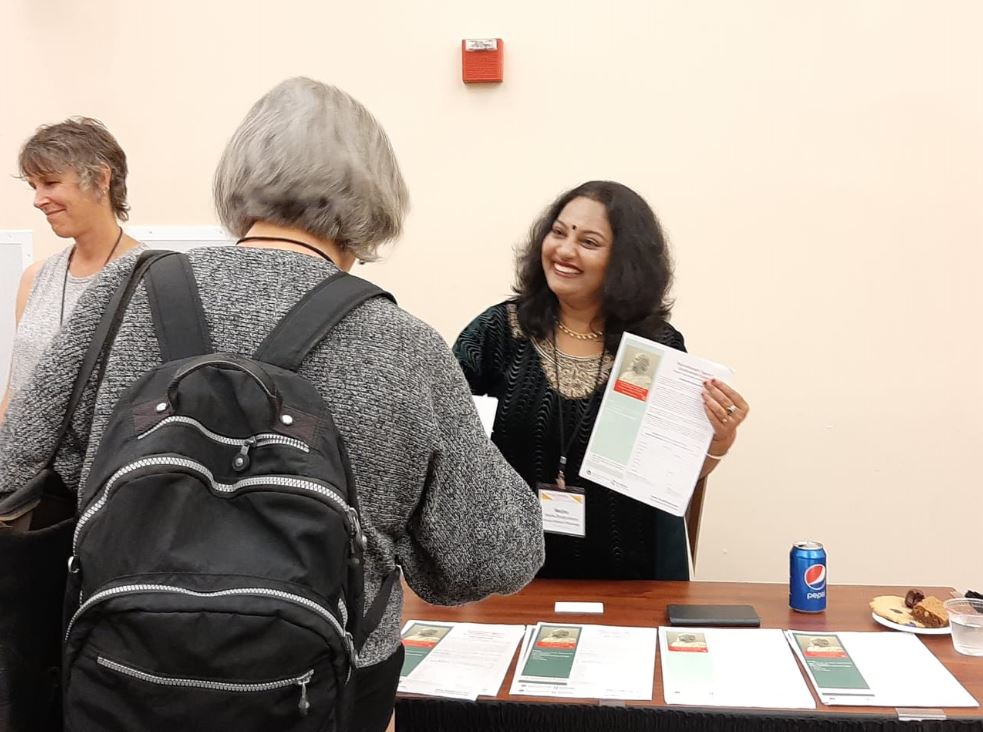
[870,595,925,628]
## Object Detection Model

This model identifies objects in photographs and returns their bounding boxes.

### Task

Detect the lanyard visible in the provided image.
[236,236,338,266]
[551,334,606,487]
[61,226,124,325]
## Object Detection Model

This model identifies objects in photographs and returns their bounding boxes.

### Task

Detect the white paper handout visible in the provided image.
[579,333,733,516]
[472,395,499,437]
[398,620,525,701]
[659,627,815,709]
[786,631,978,708]
[510,622,657,700]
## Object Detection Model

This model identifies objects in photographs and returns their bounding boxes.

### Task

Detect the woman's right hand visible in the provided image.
[701,378,749,453]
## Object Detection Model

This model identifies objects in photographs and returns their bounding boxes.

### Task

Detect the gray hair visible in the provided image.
[214,77,408,261]
[19,117,130,221]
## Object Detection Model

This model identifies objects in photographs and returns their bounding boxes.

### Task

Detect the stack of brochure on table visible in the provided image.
[786,630,978,708]
[659,627,815,708]
[398,620,525,701]
[509,622,658,700]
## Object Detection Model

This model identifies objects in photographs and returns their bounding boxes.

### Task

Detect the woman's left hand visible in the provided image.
[702,378,749,447]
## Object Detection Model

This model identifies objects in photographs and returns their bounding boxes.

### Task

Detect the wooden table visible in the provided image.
[395,580,983,731]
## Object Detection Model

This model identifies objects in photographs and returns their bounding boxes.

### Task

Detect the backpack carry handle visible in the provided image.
[166,354,283,418]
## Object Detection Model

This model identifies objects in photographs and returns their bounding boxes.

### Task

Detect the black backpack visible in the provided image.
[62,252,398,731]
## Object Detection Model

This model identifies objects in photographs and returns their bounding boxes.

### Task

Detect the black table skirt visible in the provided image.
[395,698,983,731]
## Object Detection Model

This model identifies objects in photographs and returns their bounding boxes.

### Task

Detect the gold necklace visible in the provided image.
[557,320,604,341]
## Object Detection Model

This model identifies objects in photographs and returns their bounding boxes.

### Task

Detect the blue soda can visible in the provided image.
[789,541,827,613]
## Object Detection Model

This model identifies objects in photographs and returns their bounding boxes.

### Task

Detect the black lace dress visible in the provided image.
[453,301,690,580]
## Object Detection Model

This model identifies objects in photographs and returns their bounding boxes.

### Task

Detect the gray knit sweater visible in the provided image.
[0,246,545,666]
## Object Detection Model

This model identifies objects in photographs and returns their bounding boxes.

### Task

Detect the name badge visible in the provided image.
[537,485,586,537]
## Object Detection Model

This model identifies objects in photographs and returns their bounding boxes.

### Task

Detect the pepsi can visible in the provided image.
[789,541,827,613]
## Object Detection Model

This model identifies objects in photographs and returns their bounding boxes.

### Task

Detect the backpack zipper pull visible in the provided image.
[296,671,313,716]
[348,508,365,546]
[347,508,367,564]
[232,437,256,472]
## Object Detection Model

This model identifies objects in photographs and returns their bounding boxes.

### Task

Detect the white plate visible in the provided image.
[871,611,951,635]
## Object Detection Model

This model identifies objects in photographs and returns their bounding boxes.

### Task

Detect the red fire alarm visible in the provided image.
[462,38,504,84]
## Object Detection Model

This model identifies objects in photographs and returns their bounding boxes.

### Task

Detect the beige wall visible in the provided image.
[2,2,981,591]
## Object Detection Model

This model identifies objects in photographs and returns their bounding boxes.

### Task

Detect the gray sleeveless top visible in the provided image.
[8,246,144,396]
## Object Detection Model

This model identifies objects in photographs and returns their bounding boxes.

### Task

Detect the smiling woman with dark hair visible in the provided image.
[454,180,750,581]
[513,181,675,353]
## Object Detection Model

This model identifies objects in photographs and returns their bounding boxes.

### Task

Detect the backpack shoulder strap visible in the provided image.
[353,567,401,652]
[40,250,173,471]
[143,252,211,361]
[253,271,395,371]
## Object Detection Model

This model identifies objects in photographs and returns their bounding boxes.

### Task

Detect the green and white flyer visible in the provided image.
[791,633,869,690]
[580,332,733,517]
[511,623,658,700]
[785,631,977,707]
[519,624,582,682]
[398,620,526,701]
[400,622,453,678]
[659,627,815,708]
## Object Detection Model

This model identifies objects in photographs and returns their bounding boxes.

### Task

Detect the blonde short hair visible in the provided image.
[213,77,408,262]
[19,117,130,221]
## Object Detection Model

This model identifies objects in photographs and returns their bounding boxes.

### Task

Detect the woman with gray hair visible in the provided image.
[214,78,406,265]
[1,118,143,418]
[0,78,544,731]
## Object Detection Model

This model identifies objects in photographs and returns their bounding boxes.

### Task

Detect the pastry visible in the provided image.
[911,596,948,628]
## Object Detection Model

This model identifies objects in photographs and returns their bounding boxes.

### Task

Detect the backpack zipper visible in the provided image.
[74,456,359,554]
[96,657,314,716]
[337,597,348,627]
[137,415,309,453]
[68,583,355,671]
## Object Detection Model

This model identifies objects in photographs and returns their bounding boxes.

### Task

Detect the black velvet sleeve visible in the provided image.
[656,322,686,353]
[452,303,513,397]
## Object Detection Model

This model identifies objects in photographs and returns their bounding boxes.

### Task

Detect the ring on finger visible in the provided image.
[725,404,738,415]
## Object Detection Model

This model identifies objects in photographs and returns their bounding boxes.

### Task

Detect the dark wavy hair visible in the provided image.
[513,180,674,352]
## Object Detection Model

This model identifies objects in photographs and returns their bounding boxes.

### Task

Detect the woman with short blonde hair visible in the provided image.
[2,118,143,417]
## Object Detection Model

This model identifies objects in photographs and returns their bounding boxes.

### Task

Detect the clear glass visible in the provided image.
[944,597,983,656]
